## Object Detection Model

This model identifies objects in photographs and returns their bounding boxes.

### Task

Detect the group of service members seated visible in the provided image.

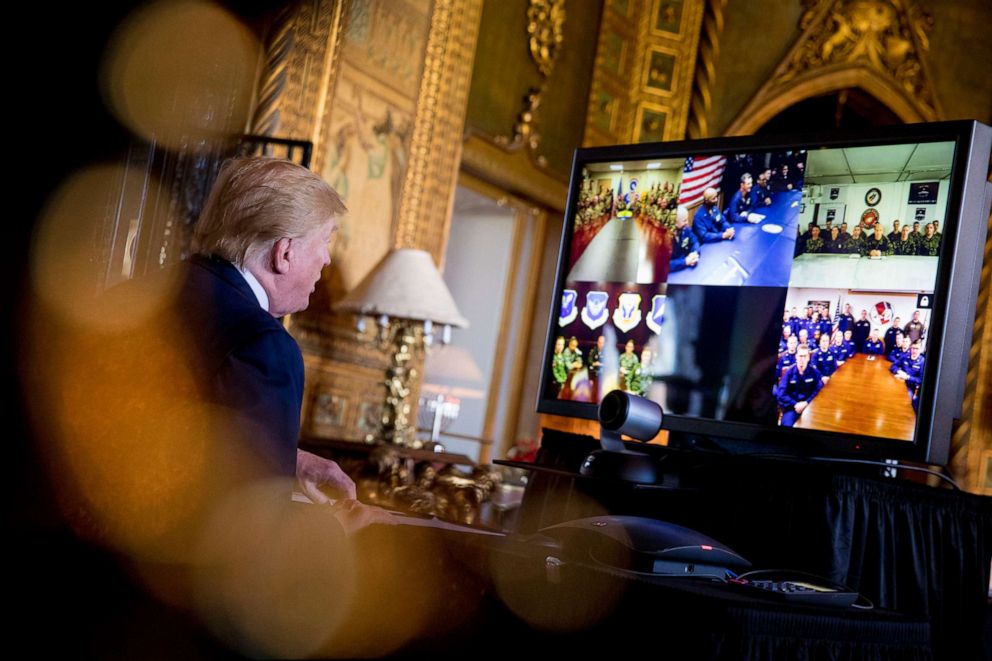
[670,170,779,272]
[574,178,680,230]
[774,304,927,426]
[795,218,942,258]
[551,335,654,399]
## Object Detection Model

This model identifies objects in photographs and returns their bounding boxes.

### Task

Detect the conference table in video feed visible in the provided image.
[788,253,939,291]
[667,189,803,287]
[794,353,916,441]
[567,215,669,284]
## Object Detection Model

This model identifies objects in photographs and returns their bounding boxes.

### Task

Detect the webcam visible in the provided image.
[580,390,663,483]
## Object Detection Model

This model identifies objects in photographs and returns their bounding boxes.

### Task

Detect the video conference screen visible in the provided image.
[544,140,954,443]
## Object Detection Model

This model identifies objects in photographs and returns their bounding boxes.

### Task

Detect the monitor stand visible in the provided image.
[579,427,660,484]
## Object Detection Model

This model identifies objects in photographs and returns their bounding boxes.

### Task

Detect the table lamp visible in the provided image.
[335,248,468,446]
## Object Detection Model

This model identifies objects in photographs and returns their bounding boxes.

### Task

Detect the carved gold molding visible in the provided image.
[685,0,726,139]
[725,0,941,135]
[527,0,566,77]
[395,0,484,262]
[249,3,297,137]
[249,0,347,169]
[488,1,568,172]
[583,0,706,146]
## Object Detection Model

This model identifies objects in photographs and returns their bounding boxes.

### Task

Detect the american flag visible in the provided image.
[678,155,727,208]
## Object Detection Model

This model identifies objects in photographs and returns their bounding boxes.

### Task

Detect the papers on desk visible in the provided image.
[746,213,766,223]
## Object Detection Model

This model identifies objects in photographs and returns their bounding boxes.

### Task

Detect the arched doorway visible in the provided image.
[755,87,903,134]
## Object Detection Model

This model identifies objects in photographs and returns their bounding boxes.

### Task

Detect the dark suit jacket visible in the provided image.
[176,255,304,478]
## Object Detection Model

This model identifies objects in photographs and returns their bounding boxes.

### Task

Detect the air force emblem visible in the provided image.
[581,290,609,330]
[612,292,642,333]
[559,289,578,326]
[646,295,667,334]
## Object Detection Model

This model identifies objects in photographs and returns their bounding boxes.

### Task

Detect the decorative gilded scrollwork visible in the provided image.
[494,86,546,163]
[527,0,566,77]
[779,0,936,115]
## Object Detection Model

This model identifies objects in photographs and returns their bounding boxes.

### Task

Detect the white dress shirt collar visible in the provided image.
[236,265,270,312]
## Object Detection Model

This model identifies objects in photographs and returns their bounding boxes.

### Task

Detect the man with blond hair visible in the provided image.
[186,157,372,517]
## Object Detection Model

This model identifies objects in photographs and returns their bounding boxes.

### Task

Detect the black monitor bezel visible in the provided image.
[537,120,989,466]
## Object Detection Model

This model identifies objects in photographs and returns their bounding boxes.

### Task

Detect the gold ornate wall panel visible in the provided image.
[463,0,604,208]
[725,0,942,135]
[395,0,484,262]
[583,0,706,146]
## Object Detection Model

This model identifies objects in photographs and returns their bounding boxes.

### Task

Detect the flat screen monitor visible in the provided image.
[538,120,992,466]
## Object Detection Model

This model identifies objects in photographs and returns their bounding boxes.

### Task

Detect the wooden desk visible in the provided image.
[794,353,915,440]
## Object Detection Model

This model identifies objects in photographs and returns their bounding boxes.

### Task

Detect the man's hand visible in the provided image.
[330,499,396,536]
[794,401,809,414]
[722,228,735,240]
[686,251,699,267]
[297,449,357,503]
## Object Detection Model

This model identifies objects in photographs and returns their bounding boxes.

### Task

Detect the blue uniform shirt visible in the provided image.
[891,353,925,390]
[775,363,824,409]
[812,348,837,377]
[864,338,884,355]
[776,351,797,375]
[692,205,729,244]
[853,319,872,350]
[753,182,773,207]
[670,225,700,271]
[832,344,849,363]
[726,189,753,222]
[883,327,900,355]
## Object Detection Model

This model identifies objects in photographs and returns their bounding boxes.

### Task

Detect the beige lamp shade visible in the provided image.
[335,248,469,328]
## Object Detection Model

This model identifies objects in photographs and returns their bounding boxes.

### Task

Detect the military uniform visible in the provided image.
[839,234,863,255]
[692,205,730,244]
[862,233,892,255]
[587,346,602,378]
[891,237,917,255]
[753,182,773,207]
[619,352,641,392]
[853,319,871,352]
[918,233,941,256]
[775,363,824,426]
[904,319,925,343]
[836,312,855,334]
[552,352,569,391]
[812,347,838,379]
[563,347,583,372]
[864,338,885,356]
[776,350,797,375]
[804,236,825,253]
[726,189,753,223]
[891,352,925,398]
[883,327,900,356]
[888,346,907,365]
[670,225,700,272]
